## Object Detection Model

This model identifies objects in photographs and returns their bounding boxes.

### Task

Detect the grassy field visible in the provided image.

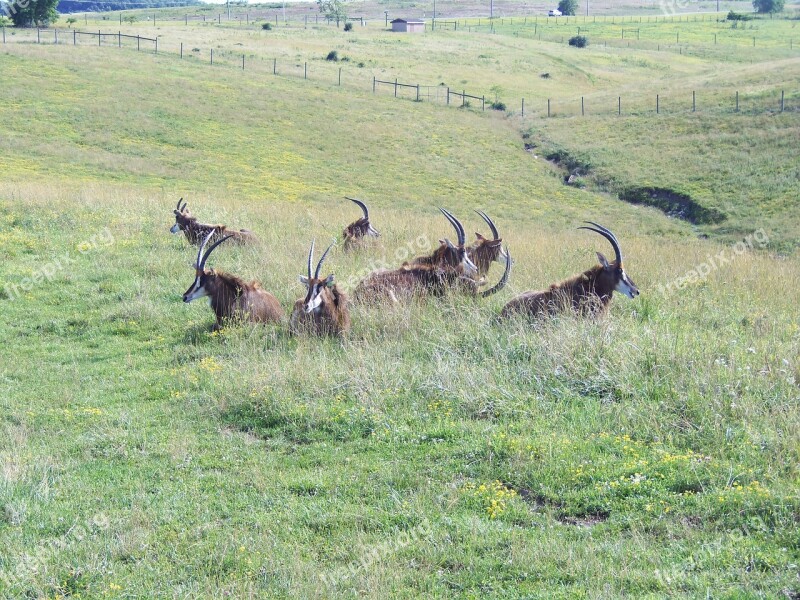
[1,5,799,598]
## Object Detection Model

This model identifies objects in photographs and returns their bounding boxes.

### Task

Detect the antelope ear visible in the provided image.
[443,239,456,249]
[475,232,486,241]
[325,274,335,287]
[299,275,309,284]
[597,252,611,269]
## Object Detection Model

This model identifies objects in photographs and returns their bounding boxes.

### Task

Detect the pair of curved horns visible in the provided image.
[196,230,233,270]
[345,196,370,220]
[475,210,500,240]
[307,239,336,280]
[578,221,623,264]
[439,208,466,246]
[176,198,188,212]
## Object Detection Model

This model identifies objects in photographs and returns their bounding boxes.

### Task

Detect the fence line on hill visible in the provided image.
[2,27,796,119]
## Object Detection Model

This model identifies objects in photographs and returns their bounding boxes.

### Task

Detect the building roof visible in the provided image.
[391,18,425,24]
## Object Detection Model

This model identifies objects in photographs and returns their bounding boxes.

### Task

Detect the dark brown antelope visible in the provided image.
[406,208,478,278]
[500,222,639,319]
[290,240,351,337]
[183,230,284,330]
[170,198,257,245]
[342,197,380,251]
[468,210,508,279]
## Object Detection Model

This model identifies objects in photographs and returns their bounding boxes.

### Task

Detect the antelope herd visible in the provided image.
[171,198,638,335]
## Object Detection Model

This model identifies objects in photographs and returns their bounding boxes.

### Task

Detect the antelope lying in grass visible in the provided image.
[290,240,351,337]
[353,249,511,304]
[343,197,380,251]
[170,198,257,245]
[183,230,284,330]
[406,208,478,278]
[468,210,509,279]
[500,222,639,319]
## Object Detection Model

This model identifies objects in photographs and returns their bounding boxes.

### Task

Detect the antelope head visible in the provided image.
[578,221,640,299]
[438,208,478,278]
[299,239,337,313]
[183,229,233,303]
[170,198,191,234]
[471,210,508,269]
[346,196,380,237]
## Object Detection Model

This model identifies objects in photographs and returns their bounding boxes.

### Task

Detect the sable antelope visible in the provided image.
[353,247,511,304]
[500,222,639,319]
[468,210,509,278]
[170,198,257,245]
[406,208,478,278]
[342,197,380,251]
[290,240,351,337]
[183,230,284,330]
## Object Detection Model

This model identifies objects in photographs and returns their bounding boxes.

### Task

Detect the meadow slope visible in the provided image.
[0,23,799,599]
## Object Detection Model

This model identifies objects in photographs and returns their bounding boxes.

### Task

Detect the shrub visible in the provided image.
[326,50,338,61]
[568,35,588,47]
[490,101,507,111]
[343,22,353,31]
[727,10,753,20]
[558,0,578,16]
[262,22,272,30]
[753,0,784,13]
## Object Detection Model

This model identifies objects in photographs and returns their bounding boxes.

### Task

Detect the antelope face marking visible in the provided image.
[183,270,210,303]
[615,268,640,299]
[171,210,183,234]
[300,275,334,314]
[461,250,478,278]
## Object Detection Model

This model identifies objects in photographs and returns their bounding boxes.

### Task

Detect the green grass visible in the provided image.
[1,10,799,598]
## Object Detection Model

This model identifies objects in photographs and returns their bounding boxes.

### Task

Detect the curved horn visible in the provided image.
[180,199,187,212]
[578,221,622,264]
[176,198,183,211]
[307,239,316,281]
[345,196,369,220]
[481,249,512,297]
[439,208,465,246]
[475,210,500,240]
[199,231,234,269]
[314,240,336,279]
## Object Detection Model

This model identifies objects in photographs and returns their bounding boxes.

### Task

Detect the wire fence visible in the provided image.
[3,26,798,119]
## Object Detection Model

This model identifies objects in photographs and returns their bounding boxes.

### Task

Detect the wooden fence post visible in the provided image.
[338,67,341,86]
[274,58,277,74]
[736,91,739,112]
[304,62,307,79]
[547,98,550,117]
[692,91,695,112]
[416,84,420,102]
[780,90,784,112]
[242,54,245,70]
[155,37,157,54]
[137,35,140,51]
[656,94,659,114]
[618,96,621,115]
[180,42,183,58]
[395,79,398,97]
[462,90,465,107]
[482,95,485,111]
[211,49,213,64]
[373,77,376,93]
[521,97,524,116]
[446,87,450,105]
[98,29,101,46]
[581,96,584,116]
[2,27,4,44]
[37,28,40,44]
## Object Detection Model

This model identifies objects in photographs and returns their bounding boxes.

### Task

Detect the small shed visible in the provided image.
[391,18,425,33]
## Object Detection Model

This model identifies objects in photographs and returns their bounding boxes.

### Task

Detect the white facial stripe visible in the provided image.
[184,277,208,302]
[170,223,180,234]
[305,287,324,313]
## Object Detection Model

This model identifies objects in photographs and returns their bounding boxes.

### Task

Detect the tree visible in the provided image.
[317,0,347,27]
[6,0,59,27]
[752,0,783,13]
[557,0,578,15]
